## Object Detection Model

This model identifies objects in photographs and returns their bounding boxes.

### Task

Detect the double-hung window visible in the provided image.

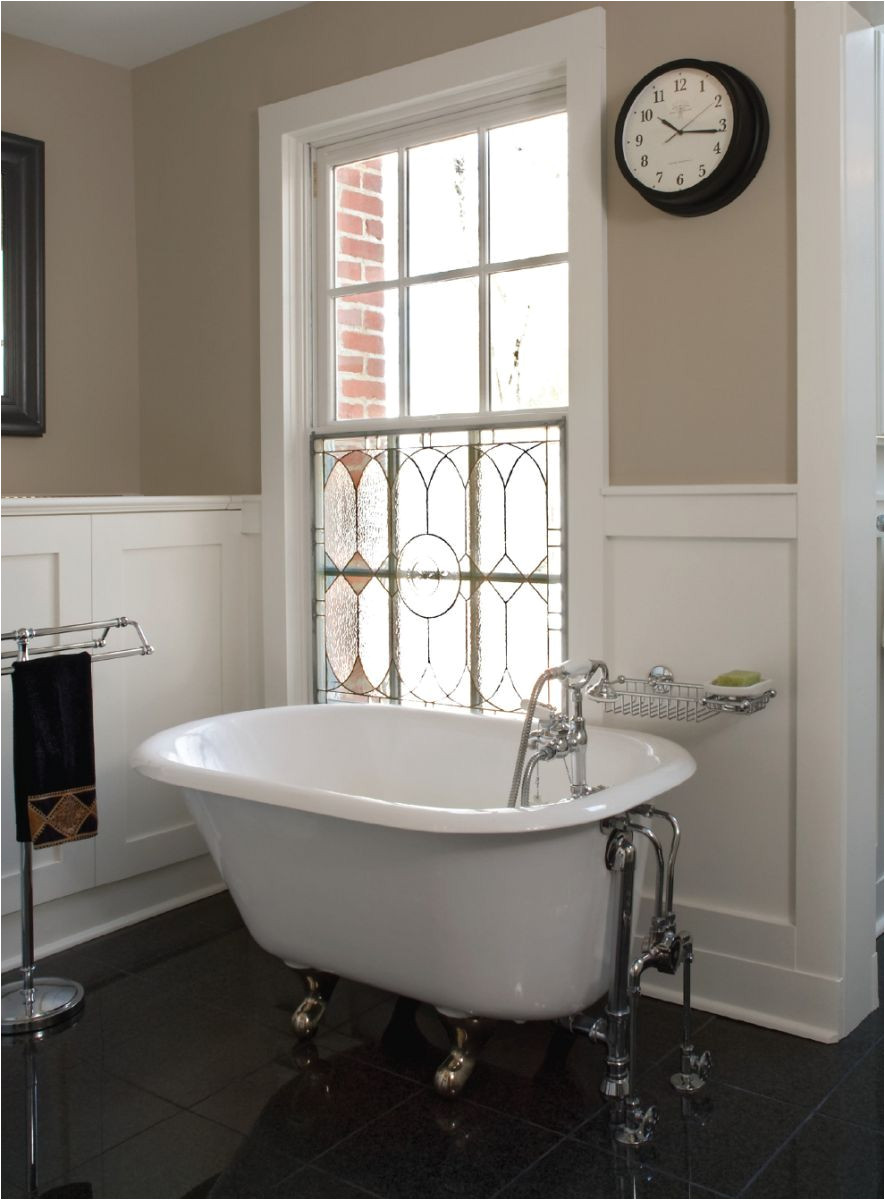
[312,97,567,712]
[259,11,607,710]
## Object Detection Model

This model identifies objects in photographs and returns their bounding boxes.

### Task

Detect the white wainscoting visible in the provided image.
[602,486,868,1041]
[1,496,262,966]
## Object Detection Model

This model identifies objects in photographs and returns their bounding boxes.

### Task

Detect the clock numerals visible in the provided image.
[653,89,664,103]
[674,77,687,93]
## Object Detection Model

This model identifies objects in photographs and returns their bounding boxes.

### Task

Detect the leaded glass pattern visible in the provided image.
[314,424,563,712]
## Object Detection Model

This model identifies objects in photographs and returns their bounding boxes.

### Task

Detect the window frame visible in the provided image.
[259,9,607,706]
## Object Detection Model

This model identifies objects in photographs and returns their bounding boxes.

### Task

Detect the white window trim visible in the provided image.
[259,9,607,706]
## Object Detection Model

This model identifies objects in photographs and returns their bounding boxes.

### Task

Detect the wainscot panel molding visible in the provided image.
[601,486,798,540]
[1,495,260,517]
[605,529,806,1035]
[1,496,262,962]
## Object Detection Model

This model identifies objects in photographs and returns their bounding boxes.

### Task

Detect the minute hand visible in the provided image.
[664,102,716,143]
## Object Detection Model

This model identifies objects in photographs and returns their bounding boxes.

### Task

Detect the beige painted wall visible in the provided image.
[3,2,795,495]
[1,35,140,496]
[132,0,795,494]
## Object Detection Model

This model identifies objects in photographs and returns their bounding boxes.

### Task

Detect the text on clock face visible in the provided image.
[621,69,735,192]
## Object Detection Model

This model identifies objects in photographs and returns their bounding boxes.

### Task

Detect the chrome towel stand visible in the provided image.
[1,617,154,1035]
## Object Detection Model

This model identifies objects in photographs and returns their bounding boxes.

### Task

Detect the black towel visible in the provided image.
[11,652,97,847]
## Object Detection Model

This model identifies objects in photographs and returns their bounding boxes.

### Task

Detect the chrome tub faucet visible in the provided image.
[508,659,612,807]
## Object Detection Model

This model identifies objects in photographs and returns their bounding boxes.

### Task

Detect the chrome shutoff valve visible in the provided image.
[614,1100,658,1146]
[671,1048,713,1095]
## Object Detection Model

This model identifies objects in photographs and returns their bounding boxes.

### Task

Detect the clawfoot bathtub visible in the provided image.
[133,703,695,1097]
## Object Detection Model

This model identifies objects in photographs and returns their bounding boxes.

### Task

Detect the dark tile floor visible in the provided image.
[2,894,881,1199]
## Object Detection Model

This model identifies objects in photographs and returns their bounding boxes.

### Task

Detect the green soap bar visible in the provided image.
[712,670,762,688]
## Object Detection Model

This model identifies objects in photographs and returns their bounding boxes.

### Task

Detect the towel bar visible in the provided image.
[1,617,153,1034]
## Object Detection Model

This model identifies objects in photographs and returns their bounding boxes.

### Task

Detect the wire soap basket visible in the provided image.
[589,665,776,723]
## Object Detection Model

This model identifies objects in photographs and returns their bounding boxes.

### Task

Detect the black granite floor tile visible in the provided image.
[318,1089,561,1198]
[135,930,390,1037]
[743,1111,884,1198]
[1,970,184,1083]
[258,1165,376,1198]
[818,1043,884,1131]
[2,943,125,992]
[455,1022,610,1135]
[134,928,305,1034]
[108,1001,290,1107]
[189,890,246,935]
[192,1060,304,1135]
[576,1067,807,1197]
[659,1010,877,1111]
[499,1136,725,1197]
[1,1050,179,1197]
[80,903,230,974]
[193,1041,417,1152]
[331,995,455,1085]
[323,977,393,1032]
[4,901,881,1199]
[40,1111,243,1199]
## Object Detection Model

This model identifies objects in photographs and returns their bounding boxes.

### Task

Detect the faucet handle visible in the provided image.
[520,699,558,728]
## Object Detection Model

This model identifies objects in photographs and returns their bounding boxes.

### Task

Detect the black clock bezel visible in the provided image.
[614,58,769,217]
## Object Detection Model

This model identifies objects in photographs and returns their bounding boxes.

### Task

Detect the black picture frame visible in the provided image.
[2,131,45,436]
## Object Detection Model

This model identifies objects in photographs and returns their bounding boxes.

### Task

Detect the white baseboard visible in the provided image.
[639,945,880,1044]
[1,854,224,969]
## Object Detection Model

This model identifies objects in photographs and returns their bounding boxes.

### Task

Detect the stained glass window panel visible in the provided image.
[314,424,563,712]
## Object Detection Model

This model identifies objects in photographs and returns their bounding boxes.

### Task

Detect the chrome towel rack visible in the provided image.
[1,617,154,1034]
[1,616,153,674]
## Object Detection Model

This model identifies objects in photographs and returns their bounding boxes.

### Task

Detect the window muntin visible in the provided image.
[317,104,568,425]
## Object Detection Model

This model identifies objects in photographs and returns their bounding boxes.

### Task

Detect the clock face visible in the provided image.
[620,65,735,195]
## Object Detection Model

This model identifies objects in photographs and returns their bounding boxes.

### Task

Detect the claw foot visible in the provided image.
[289,968,338,1041]
[433,1012,496,1098]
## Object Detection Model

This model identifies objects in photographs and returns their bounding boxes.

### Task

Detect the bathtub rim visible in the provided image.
[131,704,696,836]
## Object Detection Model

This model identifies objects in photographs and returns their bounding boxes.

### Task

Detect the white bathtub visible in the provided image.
[132,704,695,1021]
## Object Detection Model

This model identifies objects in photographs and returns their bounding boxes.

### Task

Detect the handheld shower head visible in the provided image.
[558,658,610,690]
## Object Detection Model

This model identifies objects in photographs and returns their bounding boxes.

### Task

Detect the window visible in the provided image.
[311,101,567,711]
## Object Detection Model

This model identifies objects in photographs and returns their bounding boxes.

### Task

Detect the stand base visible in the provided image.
[1,978,84,1034]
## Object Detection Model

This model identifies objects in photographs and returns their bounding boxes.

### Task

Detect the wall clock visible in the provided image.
[614,59,769,217]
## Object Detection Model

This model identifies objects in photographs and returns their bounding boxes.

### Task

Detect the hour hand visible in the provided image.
[657,117,681,134]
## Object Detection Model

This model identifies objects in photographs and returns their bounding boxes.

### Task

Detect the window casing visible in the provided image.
[258,10,607,710]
